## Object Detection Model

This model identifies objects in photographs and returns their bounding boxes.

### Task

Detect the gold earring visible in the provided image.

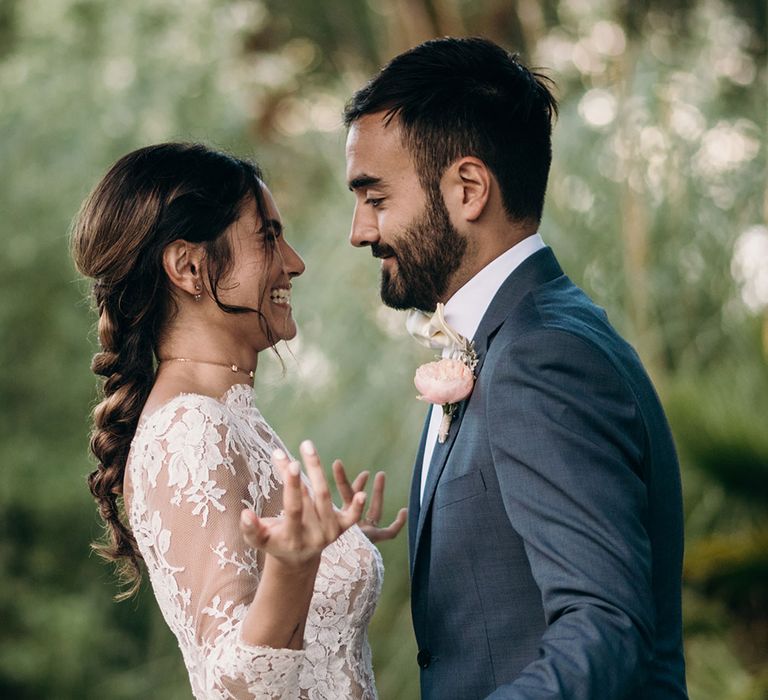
[194,284,202,302]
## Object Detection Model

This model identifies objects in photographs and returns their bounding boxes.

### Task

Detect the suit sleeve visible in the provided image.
[484,329,655,700]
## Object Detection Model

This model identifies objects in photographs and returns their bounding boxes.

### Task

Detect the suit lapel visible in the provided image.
[410,247,565,571]
[408,410,431,569]
[413,398,469,558]
[471,246,564,353]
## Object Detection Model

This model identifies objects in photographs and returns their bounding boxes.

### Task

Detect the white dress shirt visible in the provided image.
[419,233,546,502]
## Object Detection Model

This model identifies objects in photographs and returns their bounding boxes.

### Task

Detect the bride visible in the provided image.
[71,143,406,699]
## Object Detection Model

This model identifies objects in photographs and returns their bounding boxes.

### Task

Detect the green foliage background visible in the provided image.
[0,0,765,698]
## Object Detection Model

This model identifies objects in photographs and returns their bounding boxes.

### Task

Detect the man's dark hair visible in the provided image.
[343,37,558,223]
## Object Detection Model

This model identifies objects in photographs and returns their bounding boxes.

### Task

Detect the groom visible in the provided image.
[344,37,687,699]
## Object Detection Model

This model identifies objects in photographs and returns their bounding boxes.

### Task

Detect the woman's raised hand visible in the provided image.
[239,440,366,567]
[332,460,407,544]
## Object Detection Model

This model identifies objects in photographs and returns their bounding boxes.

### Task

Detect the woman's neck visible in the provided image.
[150,328,259,408]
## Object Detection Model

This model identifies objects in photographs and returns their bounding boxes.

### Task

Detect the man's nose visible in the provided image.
[349,203,379,248]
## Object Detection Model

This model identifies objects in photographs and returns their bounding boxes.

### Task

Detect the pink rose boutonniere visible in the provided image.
[406,303,479,443]
[415,359,475,442]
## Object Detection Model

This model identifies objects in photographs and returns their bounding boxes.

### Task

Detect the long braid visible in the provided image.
[86,282,156,598]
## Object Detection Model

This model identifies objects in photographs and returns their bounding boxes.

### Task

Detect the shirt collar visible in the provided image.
[443,233,546,341]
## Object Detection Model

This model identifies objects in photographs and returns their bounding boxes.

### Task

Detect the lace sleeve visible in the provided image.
[128,397,304,700]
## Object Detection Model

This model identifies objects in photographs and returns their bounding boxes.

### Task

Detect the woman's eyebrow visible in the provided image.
[258,219,283,235]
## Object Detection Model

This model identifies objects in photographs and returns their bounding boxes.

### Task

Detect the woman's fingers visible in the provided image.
[298,478,323,537]
[240,509,269,548]
[272,444,405,553]
[337,490,367,530]
[351,470,370,494]
[364,471,386,526]
[362,507,408,544]
[333,460,370,505]
[332,463,408,542]
[273,449,303,531]
[379,507,408,540]
[332,459,353,504]
[300,441,336,528]
[333,459,369,506]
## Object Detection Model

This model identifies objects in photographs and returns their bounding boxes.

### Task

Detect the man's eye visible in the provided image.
[365,197,384,208]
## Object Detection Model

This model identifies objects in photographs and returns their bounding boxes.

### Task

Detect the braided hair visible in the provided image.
[71,143,274,598]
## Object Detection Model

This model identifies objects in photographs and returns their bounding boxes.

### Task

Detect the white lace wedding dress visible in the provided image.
[124,384,383,700]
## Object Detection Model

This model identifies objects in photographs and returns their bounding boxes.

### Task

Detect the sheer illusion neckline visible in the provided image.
[137,382,254,430]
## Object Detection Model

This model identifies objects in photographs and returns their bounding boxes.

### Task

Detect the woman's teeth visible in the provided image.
[270,288,291,305]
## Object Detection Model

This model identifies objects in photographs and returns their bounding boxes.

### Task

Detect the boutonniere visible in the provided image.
[406,304,479,443]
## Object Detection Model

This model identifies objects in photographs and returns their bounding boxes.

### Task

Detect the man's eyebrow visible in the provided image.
[348,175,383,191]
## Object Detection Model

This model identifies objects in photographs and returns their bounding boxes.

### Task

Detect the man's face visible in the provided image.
[345,113,466,311]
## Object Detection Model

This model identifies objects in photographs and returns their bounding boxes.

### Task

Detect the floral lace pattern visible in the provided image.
[125,384,383,699]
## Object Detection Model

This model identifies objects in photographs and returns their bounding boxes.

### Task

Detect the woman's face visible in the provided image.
[212,186,305,352]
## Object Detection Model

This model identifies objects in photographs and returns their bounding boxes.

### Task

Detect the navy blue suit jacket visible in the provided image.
[408,248,687,699]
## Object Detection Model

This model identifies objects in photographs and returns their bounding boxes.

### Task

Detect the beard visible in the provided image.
[374,192,466,312]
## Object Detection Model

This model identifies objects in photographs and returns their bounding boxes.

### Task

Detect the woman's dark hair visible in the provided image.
[343,36,558,223]
[71,142,276,598]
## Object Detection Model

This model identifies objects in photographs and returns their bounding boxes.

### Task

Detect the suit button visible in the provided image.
[417,649,431,668]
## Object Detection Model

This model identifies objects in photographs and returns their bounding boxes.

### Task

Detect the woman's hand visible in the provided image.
[239,440,366,568]
[332,460,407,544]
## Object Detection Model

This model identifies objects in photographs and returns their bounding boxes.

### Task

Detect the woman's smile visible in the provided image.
[269,285,292,306]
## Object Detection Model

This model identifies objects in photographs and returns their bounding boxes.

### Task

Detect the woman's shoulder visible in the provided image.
[134,383,253,444]
[127,386,252,495]
[127,383,280,515]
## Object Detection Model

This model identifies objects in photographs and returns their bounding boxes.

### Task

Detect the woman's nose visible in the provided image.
[282,240,305,278]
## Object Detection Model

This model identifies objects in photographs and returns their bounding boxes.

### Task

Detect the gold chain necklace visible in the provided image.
[159,358,255,379]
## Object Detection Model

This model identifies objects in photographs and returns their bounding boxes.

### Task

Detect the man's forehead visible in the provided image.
[345,112,408,179]
[347,112,405,148]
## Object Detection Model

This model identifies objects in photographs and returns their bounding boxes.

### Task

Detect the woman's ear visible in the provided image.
[442,157,492,223]
[162,240,205,298]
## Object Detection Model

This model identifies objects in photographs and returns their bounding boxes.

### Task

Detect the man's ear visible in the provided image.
[442,157,491,223]
[162,240,205,298]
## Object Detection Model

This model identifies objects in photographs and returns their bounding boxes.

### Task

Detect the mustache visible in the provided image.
[371,243,396,259]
